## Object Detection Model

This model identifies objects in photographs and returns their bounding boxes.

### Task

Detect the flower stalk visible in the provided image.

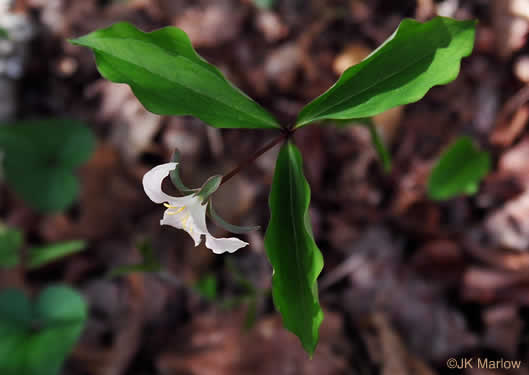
[220,131,289,186]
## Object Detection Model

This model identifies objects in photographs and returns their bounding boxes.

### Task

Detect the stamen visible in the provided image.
[182,214,189,230]
[166,206,185,215]
[164,203,180,209]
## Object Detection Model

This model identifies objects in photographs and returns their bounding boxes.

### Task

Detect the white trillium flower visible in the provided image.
[142,162,248,254]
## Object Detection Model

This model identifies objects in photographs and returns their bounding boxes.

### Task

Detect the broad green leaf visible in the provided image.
[0,119,95,213]
[70,22,280,130]
[264,142,323,356]
[27,240,86,270]
[0,286,87,375]
[0,28,8,39]
[296,17,476,127]
[0,225,23,269]
[427,136,490,200]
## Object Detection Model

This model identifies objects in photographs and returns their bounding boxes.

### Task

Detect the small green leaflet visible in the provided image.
[70,22,280,130]
[27,241,86,270]
[0,225,23,269]
[0,286,87,375]
[264,142,324,356]
[0,224,85,269]
[296,17,476,127]
[427,136,490,200]
[194,274,218,301]
[0,119,95,213]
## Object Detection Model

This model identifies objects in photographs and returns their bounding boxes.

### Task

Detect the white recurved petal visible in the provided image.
[205,235,248,254]
[160,195,205,246]
[142,162,178,203]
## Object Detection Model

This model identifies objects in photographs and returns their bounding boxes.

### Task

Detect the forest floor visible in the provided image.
[3,0,529,374]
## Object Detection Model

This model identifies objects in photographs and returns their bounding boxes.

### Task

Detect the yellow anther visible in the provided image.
[164,203,179,209]
[165,206,185,215]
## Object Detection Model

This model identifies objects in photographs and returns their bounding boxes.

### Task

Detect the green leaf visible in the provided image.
[70,22,280,130]
[264,141,324,356]
[296,17,476,128]
[0,225,23,269]
[0,27,8,39]
[427,136,490,200]
[0,286,87,375]
[0,119,95,213]
[27,240,86,270]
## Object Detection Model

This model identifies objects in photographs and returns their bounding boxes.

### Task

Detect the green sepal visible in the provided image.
[208,200,260,234]
[169,149,197,194]
[196,175,222,201]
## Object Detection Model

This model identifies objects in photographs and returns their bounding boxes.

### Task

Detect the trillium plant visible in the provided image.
[71,16,476,355]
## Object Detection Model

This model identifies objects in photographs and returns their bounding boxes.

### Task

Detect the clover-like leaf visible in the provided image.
[0,119,95,213]
[296,17,476,127]
[0,286,87,375]
[264,141,324,356]
[70,22,280,130]
[427,136,490,200]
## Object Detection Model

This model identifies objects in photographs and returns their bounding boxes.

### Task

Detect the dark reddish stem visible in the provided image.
[220,130,290,186]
